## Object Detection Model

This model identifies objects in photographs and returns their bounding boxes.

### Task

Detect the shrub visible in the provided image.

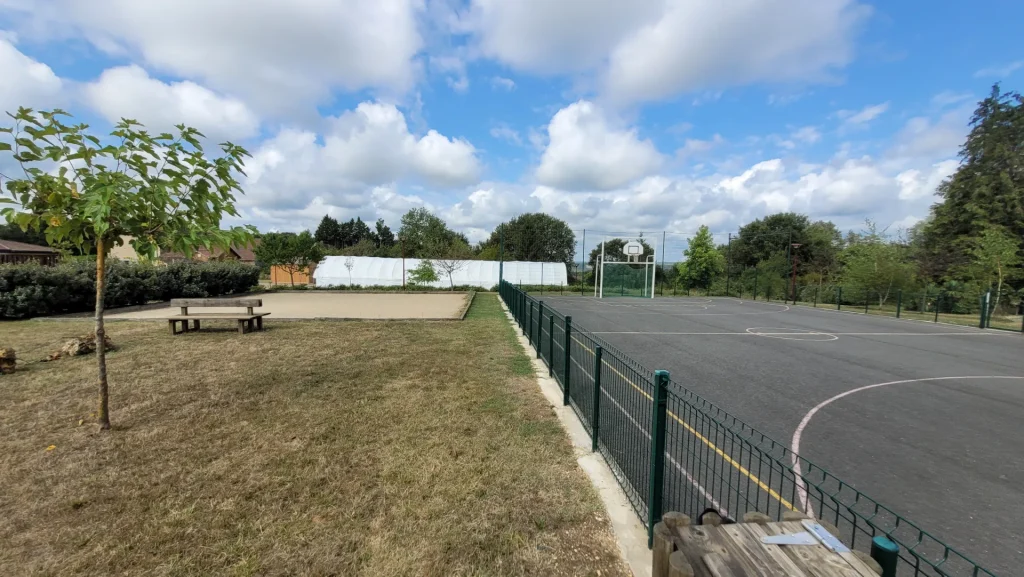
[0,260,260,319]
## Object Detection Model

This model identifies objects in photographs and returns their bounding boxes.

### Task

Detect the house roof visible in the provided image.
[0,240,58,253]
[160,243,256,262]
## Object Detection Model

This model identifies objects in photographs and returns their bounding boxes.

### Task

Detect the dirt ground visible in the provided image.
[103,292,471,320]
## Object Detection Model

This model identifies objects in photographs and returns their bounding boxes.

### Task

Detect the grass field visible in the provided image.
[0,294,627,576]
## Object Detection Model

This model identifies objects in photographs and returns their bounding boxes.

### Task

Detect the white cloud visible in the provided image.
[603,0,869,103]
[83,65,260,141]
[491,76,516,91]
[896,160,958,200]
[974,61,1023,78]
[838,102,889,125]
[240,100,479,218]
[490,124,522,145]
[463,0,868,104]
[0,37,63,113]
[931,91,974,108]
[677,134,725,158]
[791,126,821,144]
[535,100,663,191]
[12,0,424,117]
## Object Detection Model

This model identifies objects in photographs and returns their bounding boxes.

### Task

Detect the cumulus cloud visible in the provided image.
[0,36,63,113]
[9,0,424,117]
[240,101,480,218]
[83,65,260,141]
[535,100,663,191]
[491,76,516,91]
[463,0,868,104]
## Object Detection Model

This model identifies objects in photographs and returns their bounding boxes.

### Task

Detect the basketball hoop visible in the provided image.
[623,240,644,263]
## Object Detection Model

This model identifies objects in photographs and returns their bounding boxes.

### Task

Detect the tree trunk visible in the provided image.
[994,269,1004,319]
[95,238,111,430]
[449,272,454,290]
[289,268,295,286]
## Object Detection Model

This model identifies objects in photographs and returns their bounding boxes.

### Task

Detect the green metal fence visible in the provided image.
[500,280,998,577]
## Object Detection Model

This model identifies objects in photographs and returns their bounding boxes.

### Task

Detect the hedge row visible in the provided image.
[0,260,260,319]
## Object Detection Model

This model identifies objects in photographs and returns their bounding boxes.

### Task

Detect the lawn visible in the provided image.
[0,294,628,576]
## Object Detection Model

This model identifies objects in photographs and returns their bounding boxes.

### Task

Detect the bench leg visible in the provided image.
[238,320,246,335]
[168,320,177,336]
[256,316,263,331]
[192,319,201,331]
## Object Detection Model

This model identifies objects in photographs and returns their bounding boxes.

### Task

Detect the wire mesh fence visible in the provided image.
[499,280,999,577]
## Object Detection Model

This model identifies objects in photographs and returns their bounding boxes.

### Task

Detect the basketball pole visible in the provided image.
[599,236,606,299]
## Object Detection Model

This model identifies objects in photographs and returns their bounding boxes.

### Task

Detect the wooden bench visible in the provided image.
[167,298,270,335]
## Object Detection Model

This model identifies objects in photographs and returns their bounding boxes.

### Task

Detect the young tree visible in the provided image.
[0,108,254,430]
[432,240,473,290]
[408,260,438,286]
[255,231,322,286]
[398,207,462,257]
[966,225,1021,314]
[679,225,725,290]
[840,221,915,305]
[343,256,355,286]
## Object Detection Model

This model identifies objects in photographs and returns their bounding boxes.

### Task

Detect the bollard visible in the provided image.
[870,536,899,577]
[591,346,603,452]
[647,370,670,548]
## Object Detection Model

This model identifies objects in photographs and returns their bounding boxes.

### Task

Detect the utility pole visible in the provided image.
[401,235,406,289]
[785,230,793,301]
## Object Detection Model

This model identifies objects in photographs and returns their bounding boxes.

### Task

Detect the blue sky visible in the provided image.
[0,0,1021,246]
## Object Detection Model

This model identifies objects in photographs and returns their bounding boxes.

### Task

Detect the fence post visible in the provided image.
[865,291,870,315]
[562,317,572,405]
[537,301,544,358]
[934,293,940,323]
[813,286,818,307]
[753,268,758,300]
[837,287,843,311]
[896,289,902,318]
[648,369,670,548]
[591,346,603,452]
[871,536,899,577]
[548,315,555,376]
[528,300,534,345]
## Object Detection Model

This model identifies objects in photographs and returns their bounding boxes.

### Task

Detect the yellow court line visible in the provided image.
[569,334,797,512]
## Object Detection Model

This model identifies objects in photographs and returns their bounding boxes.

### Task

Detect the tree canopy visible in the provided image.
[482,213,576,266]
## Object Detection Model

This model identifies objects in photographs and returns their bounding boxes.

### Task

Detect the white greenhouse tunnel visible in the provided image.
[313,256,568,289]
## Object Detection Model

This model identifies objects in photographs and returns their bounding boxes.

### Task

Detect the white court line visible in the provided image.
[790,375,1024,518]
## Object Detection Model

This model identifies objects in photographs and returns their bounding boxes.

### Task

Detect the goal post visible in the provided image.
[597,237,656,298]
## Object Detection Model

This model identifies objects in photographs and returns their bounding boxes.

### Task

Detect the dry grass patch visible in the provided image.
[0,294,628,576]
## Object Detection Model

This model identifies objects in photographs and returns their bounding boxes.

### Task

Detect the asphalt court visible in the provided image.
[539,295,1024,576]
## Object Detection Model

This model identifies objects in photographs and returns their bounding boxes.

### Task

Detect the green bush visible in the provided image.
[0,260,260,319]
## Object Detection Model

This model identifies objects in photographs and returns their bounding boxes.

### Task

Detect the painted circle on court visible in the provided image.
[745,327,838,341]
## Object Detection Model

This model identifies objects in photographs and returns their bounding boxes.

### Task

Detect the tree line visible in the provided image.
[674,85,1023,316]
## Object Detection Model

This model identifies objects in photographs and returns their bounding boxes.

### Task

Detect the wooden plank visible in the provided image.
[669,551,695,577]
[729,523,810,577]
[760,522,861,577]
[170,298,262,307]
[715,523,802,577]
[675,526,723,577]
[165,313,271,320]
[702,553,738,577]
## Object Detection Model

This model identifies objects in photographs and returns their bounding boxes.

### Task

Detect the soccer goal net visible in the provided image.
[595,239,656,298]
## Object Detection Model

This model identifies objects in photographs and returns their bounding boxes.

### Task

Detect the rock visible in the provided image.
[50,333,115,360]
[0,347,15,374]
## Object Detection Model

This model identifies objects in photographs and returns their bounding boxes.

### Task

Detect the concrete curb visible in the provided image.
[498,298,649,577]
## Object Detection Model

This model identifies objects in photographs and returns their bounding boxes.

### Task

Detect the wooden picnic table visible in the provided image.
[653,511,883,577]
